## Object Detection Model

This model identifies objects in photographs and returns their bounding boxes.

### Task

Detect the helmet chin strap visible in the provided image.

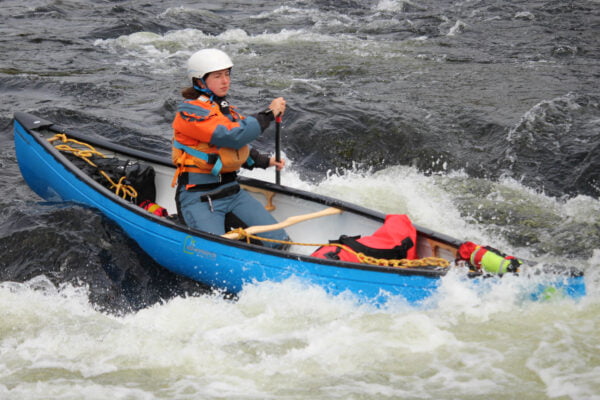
[193,78,230,115]
[193,78,214,101]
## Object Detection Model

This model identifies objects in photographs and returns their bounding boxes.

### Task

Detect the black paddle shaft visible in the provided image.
[275,115,282,185]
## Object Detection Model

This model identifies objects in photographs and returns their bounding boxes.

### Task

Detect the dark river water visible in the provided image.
[1,1,599,399]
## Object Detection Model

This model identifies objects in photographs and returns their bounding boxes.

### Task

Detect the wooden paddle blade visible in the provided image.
[222,207,343,240]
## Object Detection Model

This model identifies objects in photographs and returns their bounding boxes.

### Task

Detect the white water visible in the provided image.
[2,2,599,398]
[2,168,599,400]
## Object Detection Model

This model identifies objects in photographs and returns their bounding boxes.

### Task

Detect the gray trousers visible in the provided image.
[176,182,288,249]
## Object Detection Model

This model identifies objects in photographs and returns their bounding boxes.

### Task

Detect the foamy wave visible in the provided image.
[447,20,467,36]
[92,26,349,76]
[507,92,584,143]
[375,0,414,12]
[95,27,340,54]
[2,269,597,399]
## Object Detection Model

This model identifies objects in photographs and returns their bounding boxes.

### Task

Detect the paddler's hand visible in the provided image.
[269,156,286,171]
[269,97,286,117]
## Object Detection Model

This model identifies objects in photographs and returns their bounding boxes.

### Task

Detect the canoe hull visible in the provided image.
[13,113,586,304]
[13,116,444,303]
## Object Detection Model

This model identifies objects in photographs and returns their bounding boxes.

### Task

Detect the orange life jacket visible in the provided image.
[171,140,250,185]
[171,96,251,186]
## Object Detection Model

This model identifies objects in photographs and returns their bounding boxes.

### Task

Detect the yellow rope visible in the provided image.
[48,133,138,200]
[227,228,450,269]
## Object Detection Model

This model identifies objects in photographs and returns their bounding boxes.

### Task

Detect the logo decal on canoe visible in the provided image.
[183,236,216,260]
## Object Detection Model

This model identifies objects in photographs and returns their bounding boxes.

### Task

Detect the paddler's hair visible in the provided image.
[181,85,201,99]
[181,76,212,99]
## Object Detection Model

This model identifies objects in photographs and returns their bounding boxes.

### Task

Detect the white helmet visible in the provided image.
[186,49,233,82]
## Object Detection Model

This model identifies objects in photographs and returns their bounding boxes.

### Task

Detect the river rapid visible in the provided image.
[1,1,599,399]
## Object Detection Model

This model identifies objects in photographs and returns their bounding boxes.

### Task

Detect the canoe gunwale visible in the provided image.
[14,112,478,280]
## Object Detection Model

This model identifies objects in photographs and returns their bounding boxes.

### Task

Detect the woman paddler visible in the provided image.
[171,48,288,248]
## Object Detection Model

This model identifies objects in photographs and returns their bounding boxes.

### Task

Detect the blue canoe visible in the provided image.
[13,112,586,304]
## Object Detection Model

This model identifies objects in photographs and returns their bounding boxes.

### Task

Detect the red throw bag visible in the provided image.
[311,214,417,262]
